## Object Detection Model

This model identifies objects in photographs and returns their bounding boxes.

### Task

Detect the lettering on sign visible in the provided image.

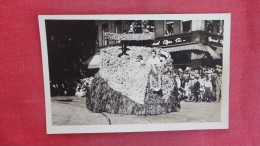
[208,36,223,46]
[152,35,191,46]
[208,37,219,43]
[163,40,173,45]
[175,38,186,43]
[152,41,160,46]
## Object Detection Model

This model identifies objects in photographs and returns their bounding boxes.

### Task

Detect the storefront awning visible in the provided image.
[164,44,221,60]
[83,54,101,69]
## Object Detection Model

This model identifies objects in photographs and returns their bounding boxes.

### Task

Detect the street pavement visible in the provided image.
[51,96,221,125]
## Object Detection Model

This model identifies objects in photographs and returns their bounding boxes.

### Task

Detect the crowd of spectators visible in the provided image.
[50,79,77,96]
[49,66,94,97]
[145,49,222,103]
[171,65,222,102]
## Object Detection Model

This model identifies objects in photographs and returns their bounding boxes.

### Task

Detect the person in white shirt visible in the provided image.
[204,76,213,102]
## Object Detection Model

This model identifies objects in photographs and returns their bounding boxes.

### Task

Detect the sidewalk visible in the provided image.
[51,96,221,125]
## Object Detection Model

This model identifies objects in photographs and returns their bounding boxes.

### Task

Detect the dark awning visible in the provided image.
[164,44,221,60]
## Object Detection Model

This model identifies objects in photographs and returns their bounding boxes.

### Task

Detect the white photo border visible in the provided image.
[38,14,230,134]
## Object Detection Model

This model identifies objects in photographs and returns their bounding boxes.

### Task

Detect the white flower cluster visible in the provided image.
[80,77,94,87]
[99,46,158,104]
[98,46,175,104]
[75,77,94,97]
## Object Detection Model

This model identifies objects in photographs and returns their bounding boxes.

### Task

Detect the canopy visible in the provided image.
[83,54,101,69]
[190,52,206,60]
[164,44,221,60]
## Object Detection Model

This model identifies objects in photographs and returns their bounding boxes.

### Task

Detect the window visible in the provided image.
[115,21,122,33]
[205,20,213,33]
[146,20,155,32]
[102,23,109,45]
[205,20,223,35]
[95,25,99,46]
[165,20,174,36]
[115,21,122,43]
[123,20,155,34]
[214,20,224,35]
[182,21,191,33]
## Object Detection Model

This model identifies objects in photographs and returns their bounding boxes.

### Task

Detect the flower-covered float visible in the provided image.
[86,32,180,115]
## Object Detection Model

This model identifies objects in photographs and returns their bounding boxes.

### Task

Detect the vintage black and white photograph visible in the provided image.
[39,14,230,133]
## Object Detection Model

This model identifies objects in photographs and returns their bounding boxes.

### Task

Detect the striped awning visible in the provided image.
[164,44,221,60]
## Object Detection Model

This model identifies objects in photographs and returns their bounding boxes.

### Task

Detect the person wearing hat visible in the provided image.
[196,74,204,102]
[185,75,195,102]
[192,75,200,102]
[159,48,170,58]
[216,64,222,69]
[183,78,192,101]
[178,68,183,73]
[136,55,145,66]
[147,50,163,94]
[175,75,181,93]
[211,71,218,99]
[185,66,191,73]
[170,73,182,100]
[199,75,206,102]
[177,68,183,76]
[204,76,213,102]
[215,70,222,102]
[147,50,161,74]
[180,73,188,97]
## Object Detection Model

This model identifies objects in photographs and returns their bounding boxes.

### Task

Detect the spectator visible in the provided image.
[215,70,222,102]
[204,76,213,102]
[192,75,201,102]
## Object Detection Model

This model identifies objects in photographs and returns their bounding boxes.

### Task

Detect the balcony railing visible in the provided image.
[104,32,155,41]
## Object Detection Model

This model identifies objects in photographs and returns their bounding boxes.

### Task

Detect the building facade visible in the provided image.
[93,20,224,68]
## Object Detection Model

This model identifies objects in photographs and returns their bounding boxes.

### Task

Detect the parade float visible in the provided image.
[85,31,180,115]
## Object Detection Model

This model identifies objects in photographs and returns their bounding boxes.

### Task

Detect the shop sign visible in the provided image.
[206,36,223,47]
[152,35,192,46]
